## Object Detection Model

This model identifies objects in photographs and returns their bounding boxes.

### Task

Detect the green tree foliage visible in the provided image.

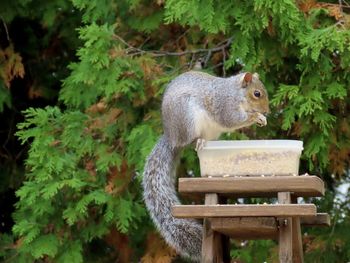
[0,0,350,262]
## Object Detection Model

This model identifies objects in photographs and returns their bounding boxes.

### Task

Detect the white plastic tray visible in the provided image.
[197,140,303,177]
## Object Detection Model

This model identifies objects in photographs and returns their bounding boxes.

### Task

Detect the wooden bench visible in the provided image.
[171,175,330,263]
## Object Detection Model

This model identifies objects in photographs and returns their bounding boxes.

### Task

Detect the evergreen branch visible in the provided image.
[113,35,233,58]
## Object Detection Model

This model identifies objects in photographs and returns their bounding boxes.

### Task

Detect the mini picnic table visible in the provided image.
[172,175,330,263]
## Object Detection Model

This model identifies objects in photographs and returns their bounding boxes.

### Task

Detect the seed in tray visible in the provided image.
[200,151,300,176]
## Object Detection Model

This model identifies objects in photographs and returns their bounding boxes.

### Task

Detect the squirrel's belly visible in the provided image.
[193,106,224,140]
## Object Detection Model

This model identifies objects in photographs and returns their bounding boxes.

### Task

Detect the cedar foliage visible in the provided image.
[0,0,350,262]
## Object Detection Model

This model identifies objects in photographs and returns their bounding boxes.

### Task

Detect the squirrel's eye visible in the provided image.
[254,90,261,98]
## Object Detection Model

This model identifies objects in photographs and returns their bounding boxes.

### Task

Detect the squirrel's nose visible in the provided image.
[263,108,271,116]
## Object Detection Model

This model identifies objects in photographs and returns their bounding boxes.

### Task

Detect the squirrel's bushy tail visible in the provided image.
[142,135,202,262]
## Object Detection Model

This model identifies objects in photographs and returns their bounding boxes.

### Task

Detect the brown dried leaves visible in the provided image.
[0,45,25,88]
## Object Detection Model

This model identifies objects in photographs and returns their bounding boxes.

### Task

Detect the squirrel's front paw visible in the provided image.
[195,138,206,152]
[254,112,267,127]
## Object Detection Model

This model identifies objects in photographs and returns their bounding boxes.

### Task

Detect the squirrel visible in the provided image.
[142,71,270,262]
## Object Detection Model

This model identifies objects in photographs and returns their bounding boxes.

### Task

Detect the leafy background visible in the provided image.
[0,0,350,262]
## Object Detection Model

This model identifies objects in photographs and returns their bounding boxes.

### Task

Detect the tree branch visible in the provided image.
[113,35,233,58]
[1,16,10,43]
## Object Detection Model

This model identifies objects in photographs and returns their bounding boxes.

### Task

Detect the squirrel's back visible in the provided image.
[164,71,216,97]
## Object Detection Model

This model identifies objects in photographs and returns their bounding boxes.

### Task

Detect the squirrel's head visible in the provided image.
[240,72,270,116]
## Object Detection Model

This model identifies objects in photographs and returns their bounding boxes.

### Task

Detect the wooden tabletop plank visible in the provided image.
[178,176,324,197]
[300,213,330,226]
[211,217,278,239]
[209,213,330,239]
[172,204,316,219]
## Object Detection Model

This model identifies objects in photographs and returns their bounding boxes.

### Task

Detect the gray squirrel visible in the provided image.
[142,71,270,261]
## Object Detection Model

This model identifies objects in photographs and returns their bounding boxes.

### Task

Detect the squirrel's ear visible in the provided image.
[241,72,253,87]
